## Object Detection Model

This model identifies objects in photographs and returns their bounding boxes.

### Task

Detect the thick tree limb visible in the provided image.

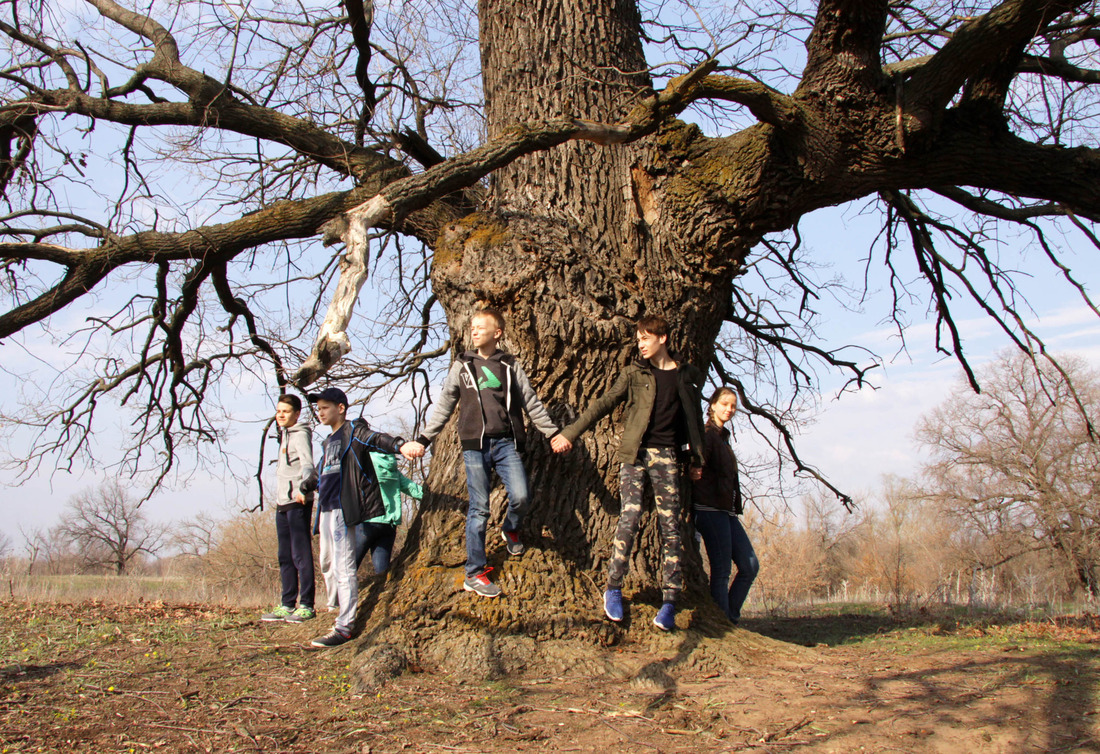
[0,3,409,185]
[801,0,890,92]
[3,89,405,186]
[690,75,804,131]
[909,131,1100,219]
[905,0,1087,122]
[293,60,719,386]
[0,192,363,339]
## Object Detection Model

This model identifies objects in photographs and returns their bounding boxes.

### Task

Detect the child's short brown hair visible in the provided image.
[474,307,506,332]
[635,315,669,338]
[277,393,302,412]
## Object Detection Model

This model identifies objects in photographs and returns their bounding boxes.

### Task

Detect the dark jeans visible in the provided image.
[694,509,758,621]
[276,503,315,609]
[463,437,529,577]
[355,521,398,574]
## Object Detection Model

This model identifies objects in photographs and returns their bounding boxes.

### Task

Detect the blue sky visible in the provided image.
[2,0,1099,546]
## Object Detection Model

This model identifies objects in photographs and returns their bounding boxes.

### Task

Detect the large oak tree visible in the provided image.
[2,0,1098,681]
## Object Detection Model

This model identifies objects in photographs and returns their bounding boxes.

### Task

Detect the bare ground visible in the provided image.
[2,600,1098,753]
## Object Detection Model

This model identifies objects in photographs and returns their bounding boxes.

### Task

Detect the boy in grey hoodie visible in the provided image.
[261,394,318,623]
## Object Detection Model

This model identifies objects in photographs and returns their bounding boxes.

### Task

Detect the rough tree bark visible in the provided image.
[351,0,763,685]
[348,0,1100,686]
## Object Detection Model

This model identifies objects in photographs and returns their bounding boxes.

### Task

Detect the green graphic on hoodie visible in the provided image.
[477,365,502,391]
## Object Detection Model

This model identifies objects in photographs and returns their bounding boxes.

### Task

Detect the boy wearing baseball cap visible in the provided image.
[305,386,420,648]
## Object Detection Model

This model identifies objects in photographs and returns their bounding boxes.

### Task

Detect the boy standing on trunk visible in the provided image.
[554,315,706,631]
[404,308,561,598]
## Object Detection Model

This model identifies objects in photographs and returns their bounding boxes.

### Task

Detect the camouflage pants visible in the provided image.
[606,447,682,603]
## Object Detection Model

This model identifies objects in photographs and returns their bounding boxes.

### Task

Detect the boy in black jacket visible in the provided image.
[305,387,420,648]
[403,308,561,598]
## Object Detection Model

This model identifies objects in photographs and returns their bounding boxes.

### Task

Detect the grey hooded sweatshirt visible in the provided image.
[275,422,317,510]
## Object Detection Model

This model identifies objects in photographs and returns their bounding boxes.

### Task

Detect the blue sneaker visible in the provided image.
[653,602,676,631]
[603,589,623,622]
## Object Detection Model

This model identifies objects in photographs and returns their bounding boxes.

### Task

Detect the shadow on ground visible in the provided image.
[743,607,1099,647]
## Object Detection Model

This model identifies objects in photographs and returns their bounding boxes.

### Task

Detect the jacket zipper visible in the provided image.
[463,360,486,448]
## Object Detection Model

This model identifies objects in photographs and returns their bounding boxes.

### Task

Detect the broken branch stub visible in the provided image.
[293,194,393,387]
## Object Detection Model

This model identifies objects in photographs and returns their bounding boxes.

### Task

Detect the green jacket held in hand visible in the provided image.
[368,452,423,527]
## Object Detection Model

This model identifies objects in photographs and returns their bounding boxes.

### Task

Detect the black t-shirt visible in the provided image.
[641,366,683,449]
[471,356,510,438]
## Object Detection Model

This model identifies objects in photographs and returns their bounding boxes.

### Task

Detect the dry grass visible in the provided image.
[3,600,1099,753]
[3,574,271,607]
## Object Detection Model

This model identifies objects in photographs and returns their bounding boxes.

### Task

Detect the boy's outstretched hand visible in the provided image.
[689,466,703,481]
[400,441,426,460]
[550,435,572,453]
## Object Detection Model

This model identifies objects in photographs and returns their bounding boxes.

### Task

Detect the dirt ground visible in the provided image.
[2,600,1098,753]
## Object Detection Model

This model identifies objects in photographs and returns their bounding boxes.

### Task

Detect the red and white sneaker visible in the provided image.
[501,529,525,556]
[463,567,502,598]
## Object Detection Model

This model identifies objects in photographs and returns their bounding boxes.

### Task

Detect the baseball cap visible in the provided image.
[307,387,349,407]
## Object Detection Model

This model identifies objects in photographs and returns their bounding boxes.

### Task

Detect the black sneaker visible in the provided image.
[310,629,352,648]
[501,529,525,556]
[463,567,503,598]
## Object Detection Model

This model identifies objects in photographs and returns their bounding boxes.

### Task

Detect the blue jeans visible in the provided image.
[463,438,529,577]
[694,509,759,621]
[355,522,397,574]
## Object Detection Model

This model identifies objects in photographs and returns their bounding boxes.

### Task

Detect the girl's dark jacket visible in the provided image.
[560,353,706,467]
[305,418,406,531]
[692,423,743,515]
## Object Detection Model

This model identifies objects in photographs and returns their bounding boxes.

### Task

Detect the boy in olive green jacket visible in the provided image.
[554,315,705,631]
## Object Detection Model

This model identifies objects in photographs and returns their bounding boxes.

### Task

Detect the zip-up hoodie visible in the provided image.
[275,422,316,511]
[416,350,560,452]
[305,418,406,530]
[560,353,706,467]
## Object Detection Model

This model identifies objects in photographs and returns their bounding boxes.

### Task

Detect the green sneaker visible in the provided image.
[261,605,294,622]
[285,606,316,623]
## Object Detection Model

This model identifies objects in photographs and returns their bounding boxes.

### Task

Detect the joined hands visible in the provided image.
[550,435,572,454]
[400,441,426,460]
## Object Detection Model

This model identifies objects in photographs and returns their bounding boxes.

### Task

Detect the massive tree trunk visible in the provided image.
[318,0,1100,687]
[352,0,759,684]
